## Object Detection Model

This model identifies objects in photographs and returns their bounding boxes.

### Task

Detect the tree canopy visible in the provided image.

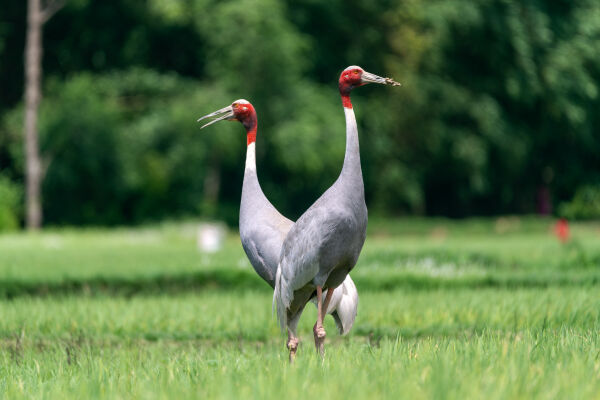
[0,0,599,227]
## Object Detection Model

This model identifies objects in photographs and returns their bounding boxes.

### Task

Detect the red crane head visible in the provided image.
[338,66,400,108]
[198,99,258,145]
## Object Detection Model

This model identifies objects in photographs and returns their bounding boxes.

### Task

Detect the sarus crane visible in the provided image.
[197,100,359,356]
[274,67,400,359]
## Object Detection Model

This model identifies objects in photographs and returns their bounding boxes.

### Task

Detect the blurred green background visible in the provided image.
[1,0,600,228]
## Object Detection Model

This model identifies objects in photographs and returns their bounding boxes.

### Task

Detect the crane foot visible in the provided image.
[287,336,299,363]
[313,323,326,358]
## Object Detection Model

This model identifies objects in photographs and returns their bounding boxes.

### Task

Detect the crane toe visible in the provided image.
[287,333,299,363]
[313,323,326,339]
[313,323,326,357]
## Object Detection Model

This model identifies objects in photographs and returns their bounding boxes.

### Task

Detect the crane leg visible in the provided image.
[287,330,299,363]
[287,312,301,363]
[313,286,335,357]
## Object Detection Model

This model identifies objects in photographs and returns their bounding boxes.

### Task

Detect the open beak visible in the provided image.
[361,70,401,87]
[197,105,235,129]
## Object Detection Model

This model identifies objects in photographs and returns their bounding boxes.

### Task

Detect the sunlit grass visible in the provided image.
[1,288,600,399]
[0,218,599,398]
[5,331,600,399]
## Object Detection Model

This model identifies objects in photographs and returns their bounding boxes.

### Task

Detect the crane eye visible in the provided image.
[353,70,360,74]
[232,103,238,108]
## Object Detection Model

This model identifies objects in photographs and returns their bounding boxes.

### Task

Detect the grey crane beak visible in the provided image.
[197,105,235,129]
[361,70,401,87]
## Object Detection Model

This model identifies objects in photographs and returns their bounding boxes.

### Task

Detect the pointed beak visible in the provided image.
[197,105,235,129]
[361,70,401,87]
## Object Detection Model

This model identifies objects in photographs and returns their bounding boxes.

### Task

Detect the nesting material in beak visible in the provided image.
[361,71,401,86]
[197,105,234,129]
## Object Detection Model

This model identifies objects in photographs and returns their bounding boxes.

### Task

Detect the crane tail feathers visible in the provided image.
[331,276,359,335]
[272,268,278,317]
[273,264,288,333]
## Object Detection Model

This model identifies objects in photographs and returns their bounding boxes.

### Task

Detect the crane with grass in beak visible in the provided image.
[273,66,400,360]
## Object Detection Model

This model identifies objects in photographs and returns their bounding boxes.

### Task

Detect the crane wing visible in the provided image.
[240,203,293,287]
[274,204,357,330]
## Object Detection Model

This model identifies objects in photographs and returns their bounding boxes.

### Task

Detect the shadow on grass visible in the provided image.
[1,268,600,299]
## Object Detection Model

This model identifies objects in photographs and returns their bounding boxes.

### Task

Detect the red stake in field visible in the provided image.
[554,218,570,243]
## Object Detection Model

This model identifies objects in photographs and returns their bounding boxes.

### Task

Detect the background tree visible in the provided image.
[23,0,63,229]
[0,0,598,228]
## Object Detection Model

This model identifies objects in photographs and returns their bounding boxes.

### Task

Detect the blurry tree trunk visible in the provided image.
[23,0,63,230]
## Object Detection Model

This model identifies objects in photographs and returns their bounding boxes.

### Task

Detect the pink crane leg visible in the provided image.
[287,330,299,363]
[313,286,336,357]
[286,313,302,363]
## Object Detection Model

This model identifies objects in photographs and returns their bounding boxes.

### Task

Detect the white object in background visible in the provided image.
[197,223,226,253]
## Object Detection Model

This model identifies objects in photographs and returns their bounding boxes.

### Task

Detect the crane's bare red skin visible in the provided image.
[339,67,364,108]
[233,103,258,145]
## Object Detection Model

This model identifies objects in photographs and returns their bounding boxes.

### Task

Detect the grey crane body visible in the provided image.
[273,67,400,358]
[197,99,358,337]
[239,164,292,287]
[275,107,367,327]
[240,141,358,335]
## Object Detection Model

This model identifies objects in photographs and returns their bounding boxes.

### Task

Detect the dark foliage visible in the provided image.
[1,0,599,226]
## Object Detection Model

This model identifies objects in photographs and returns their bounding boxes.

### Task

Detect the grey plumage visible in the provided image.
[240,135,358,335]
[274,106,367,332]
[239,167,290,286]
[241,161,358,335]
[272,66,399,345]
[198,99,358,336]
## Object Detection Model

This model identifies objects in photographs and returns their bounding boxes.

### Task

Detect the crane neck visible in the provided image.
[243,114,257,146]
[340,101,362,181]
[245,138,257,173]
[245,142,256,171]
[243,113,258,171]
[341,94,352,109]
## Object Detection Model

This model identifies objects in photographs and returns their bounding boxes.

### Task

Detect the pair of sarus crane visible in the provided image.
[198,66,400,361]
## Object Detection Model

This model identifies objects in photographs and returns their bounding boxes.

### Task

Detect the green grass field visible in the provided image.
[1,217,599,399]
